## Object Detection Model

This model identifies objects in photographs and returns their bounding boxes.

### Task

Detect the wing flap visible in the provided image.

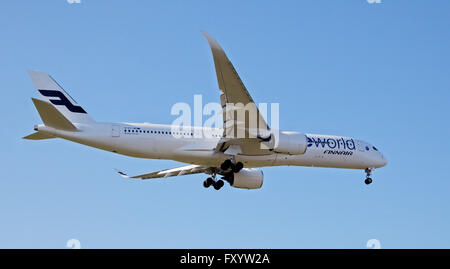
[116,165,209,180]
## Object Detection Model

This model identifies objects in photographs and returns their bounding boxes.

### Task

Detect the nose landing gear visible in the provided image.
[364,168,373,185]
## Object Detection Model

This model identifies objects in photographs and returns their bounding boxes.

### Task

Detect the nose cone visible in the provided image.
[377,155,388,168]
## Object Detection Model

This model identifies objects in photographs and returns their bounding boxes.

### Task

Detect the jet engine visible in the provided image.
[230,168,264,190]
[271,131,308,155]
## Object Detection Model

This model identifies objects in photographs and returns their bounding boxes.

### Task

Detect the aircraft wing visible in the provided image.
[116,165,210,180]
[202,32,273,155]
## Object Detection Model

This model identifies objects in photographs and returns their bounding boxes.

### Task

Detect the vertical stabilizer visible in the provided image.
[27,70,94,124]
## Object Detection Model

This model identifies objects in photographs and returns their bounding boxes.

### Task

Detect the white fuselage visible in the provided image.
[35,122,387,170]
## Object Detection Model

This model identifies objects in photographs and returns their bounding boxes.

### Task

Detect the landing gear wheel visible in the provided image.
[203,177,214,188]
[213,179,224,190]
[364,168,373,185]
[220,159,233,170]
[233,162,244,173]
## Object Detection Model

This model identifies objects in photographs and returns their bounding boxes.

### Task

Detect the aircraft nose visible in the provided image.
[378,155,388,167]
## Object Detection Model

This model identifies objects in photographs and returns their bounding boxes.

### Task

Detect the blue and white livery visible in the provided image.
[24,32,387,190]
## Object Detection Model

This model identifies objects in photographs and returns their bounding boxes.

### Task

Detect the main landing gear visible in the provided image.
[220,159,243,173]
[364,168,373,185]
[203,176,225,190]
[203,159,244,190]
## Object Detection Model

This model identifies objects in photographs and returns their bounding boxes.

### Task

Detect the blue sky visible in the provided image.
[1,0,450,248]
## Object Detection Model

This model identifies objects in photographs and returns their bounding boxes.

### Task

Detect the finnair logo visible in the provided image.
[38,89,87,114]
[307,136,356,150]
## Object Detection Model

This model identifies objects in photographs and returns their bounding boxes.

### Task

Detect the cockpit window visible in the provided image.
[372,146,378,151]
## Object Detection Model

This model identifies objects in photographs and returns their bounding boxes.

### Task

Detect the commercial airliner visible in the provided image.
[24,32,387,190]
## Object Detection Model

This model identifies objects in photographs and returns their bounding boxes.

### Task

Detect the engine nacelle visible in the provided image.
[272,131,308,155]
[230,168,264,190]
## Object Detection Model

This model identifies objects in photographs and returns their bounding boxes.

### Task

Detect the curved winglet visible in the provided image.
[201,31,270,138]
[115,169,130,178]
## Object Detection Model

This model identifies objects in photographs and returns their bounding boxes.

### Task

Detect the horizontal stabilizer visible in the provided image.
[23,132,55,140]
[32,98,77,131]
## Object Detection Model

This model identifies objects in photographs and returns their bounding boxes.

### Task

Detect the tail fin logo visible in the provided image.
[38,90,87,114]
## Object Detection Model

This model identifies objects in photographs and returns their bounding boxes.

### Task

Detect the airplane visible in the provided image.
[24,32,387,190]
